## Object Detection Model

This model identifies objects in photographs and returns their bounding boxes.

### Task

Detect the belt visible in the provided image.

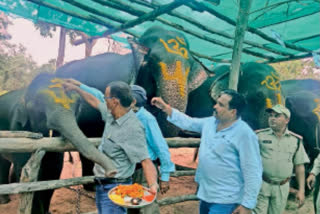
[263,174,290,185]
[135,159,160,170]
[94,177,132,185]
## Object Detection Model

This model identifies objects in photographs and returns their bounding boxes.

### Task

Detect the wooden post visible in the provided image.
[18,149,46,214]
[228,0,252,90]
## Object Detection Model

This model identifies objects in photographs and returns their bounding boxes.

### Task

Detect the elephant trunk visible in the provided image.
[157,78,188,137]
[47,109,117,177]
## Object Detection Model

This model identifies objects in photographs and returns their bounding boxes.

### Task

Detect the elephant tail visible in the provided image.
[67,151,74,164]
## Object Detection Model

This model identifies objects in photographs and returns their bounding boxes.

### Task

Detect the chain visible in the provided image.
[75,187,81,214]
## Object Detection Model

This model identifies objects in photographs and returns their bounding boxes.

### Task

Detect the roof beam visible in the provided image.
[92,0,274,60]
[27,0,222,64]
[189,1,312,53]
[101,0,192,36]
[131,0,293,57]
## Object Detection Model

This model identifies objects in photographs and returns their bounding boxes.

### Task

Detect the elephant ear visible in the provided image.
[10,101,29,130]
[187,57,209,92]
[127,38,149,85]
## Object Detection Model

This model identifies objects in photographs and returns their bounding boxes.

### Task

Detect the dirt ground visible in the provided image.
[0,149,315,214]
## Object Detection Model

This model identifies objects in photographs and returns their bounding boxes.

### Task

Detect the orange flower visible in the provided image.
[115,183,144,199]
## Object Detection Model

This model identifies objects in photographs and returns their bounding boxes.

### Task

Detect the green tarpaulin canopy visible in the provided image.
[0,0,319,67]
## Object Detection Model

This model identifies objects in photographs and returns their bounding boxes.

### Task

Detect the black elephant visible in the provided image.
[186,62,283,130]
[281,79,320,162]
[0,26,208,213]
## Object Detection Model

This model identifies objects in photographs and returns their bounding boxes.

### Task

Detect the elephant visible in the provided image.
[56,25,208,137]
[186,62,283,130]
[281,79,320,162]
[0,26,208,213]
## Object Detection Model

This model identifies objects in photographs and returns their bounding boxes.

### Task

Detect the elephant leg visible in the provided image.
[79,153,95,191]
[31,152,63,214]
[0,156,11,204]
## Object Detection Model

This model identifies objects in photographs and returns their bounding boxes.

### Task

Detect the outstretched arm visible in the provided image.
[63,82,100,109]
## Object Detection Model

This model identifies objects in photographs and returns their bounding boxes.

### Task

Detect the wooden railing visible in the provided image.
[0,131,200,214]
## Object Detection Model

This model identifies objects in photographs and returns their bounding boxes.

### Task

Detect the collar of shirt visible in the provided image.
[214,117,242,132]
[268,127,291,137]
[114,109,135,126]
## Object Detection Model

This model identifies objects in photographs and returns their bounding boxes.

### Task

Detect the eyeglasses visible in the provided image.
[104,96,113,100]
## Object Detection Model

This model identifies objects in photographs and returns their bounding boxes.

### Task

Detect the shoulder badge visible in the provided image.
[255,128,270,134]
[288,131,303,140]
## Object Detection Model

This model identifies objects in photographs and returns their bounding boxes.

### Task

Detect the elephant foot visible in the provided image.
[0,195,10,204]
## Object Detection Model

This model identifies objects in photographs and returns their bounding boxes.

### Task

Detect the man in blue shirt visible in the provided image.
[128,85,175,214]
[151,89,262,214]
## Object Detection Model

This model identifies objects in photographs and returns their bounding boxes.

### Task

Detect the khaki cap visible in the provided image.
[266,104,291,118]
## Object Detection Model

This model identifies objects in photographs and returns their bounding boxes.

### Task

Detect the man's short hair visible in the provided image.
[107,81,133,108]
[220,89,246,118]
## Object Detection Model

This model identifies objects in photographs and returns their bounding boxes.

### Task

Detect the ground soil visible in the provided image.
[0,149,315,214]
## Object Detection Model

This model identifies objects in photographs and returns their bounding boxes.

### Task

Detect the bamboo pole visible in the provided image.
[0,169,195,195]
[0,131,42,138]
[0,176,95,195]
[18,149,46,214]
[228,0,252,90]
[0,136,200,153]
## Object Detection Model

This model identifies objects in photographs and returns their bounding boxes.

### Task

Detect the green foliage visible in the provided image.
[270,59,320,80]
[0,41,56,91]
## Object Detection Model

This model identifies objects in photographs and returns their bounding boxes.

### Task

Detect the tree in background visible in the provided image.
[271,58,320,80]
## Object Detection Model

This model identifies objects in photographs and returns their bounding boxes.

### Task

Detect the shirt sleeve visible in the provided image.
[120,126,150,164]
[294,140,310,165]
[167,108,207,133]
[311,154,320,176]
[145,117,175,181]
[80,84,111,122]
[238,130,263,209]
[80,84,105,103]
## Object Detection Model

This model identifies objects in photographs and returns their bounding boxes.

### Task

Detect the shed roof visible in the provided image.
[0,0,319,67]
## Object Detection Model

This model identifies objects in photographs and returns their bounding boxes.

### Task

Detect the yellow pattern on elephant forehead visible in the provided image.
[313,99,320,121]
[159,60,190,98]
[159,38,188,59]
[261,72,281,91]
[41,78,77,110]
[261,72,282,108]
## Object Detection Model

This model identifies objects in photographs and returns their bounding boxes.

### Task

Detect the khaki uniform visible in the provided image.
[253,128,309,214]
[311,154,320,214]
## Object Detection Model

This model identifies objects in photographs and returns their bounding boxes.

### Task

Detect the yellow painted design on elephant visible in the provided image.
[41,78,77,110]
[0,90,8,96]
[266,98,272,109]
[261,72,281,91]
[159,60,190,97]
[176,36,186,45]
[312,99,320,121]
[261,72,283,107]
[159,38,188,59]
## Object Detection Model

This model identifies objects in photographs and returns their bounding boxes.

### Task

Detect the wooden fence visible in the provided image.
[0,131,200,214]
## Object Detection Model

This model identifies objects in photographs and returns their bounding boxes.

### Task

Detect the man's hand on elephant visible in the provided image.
[63,78,82,86]
[62,82,79,92]
[307,173,316,190]
[160,180,170,194]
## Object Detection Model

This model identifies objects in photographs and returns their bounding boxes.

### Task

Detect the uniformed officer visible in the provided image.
[307,154,320,214]
[253,104,310,214]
